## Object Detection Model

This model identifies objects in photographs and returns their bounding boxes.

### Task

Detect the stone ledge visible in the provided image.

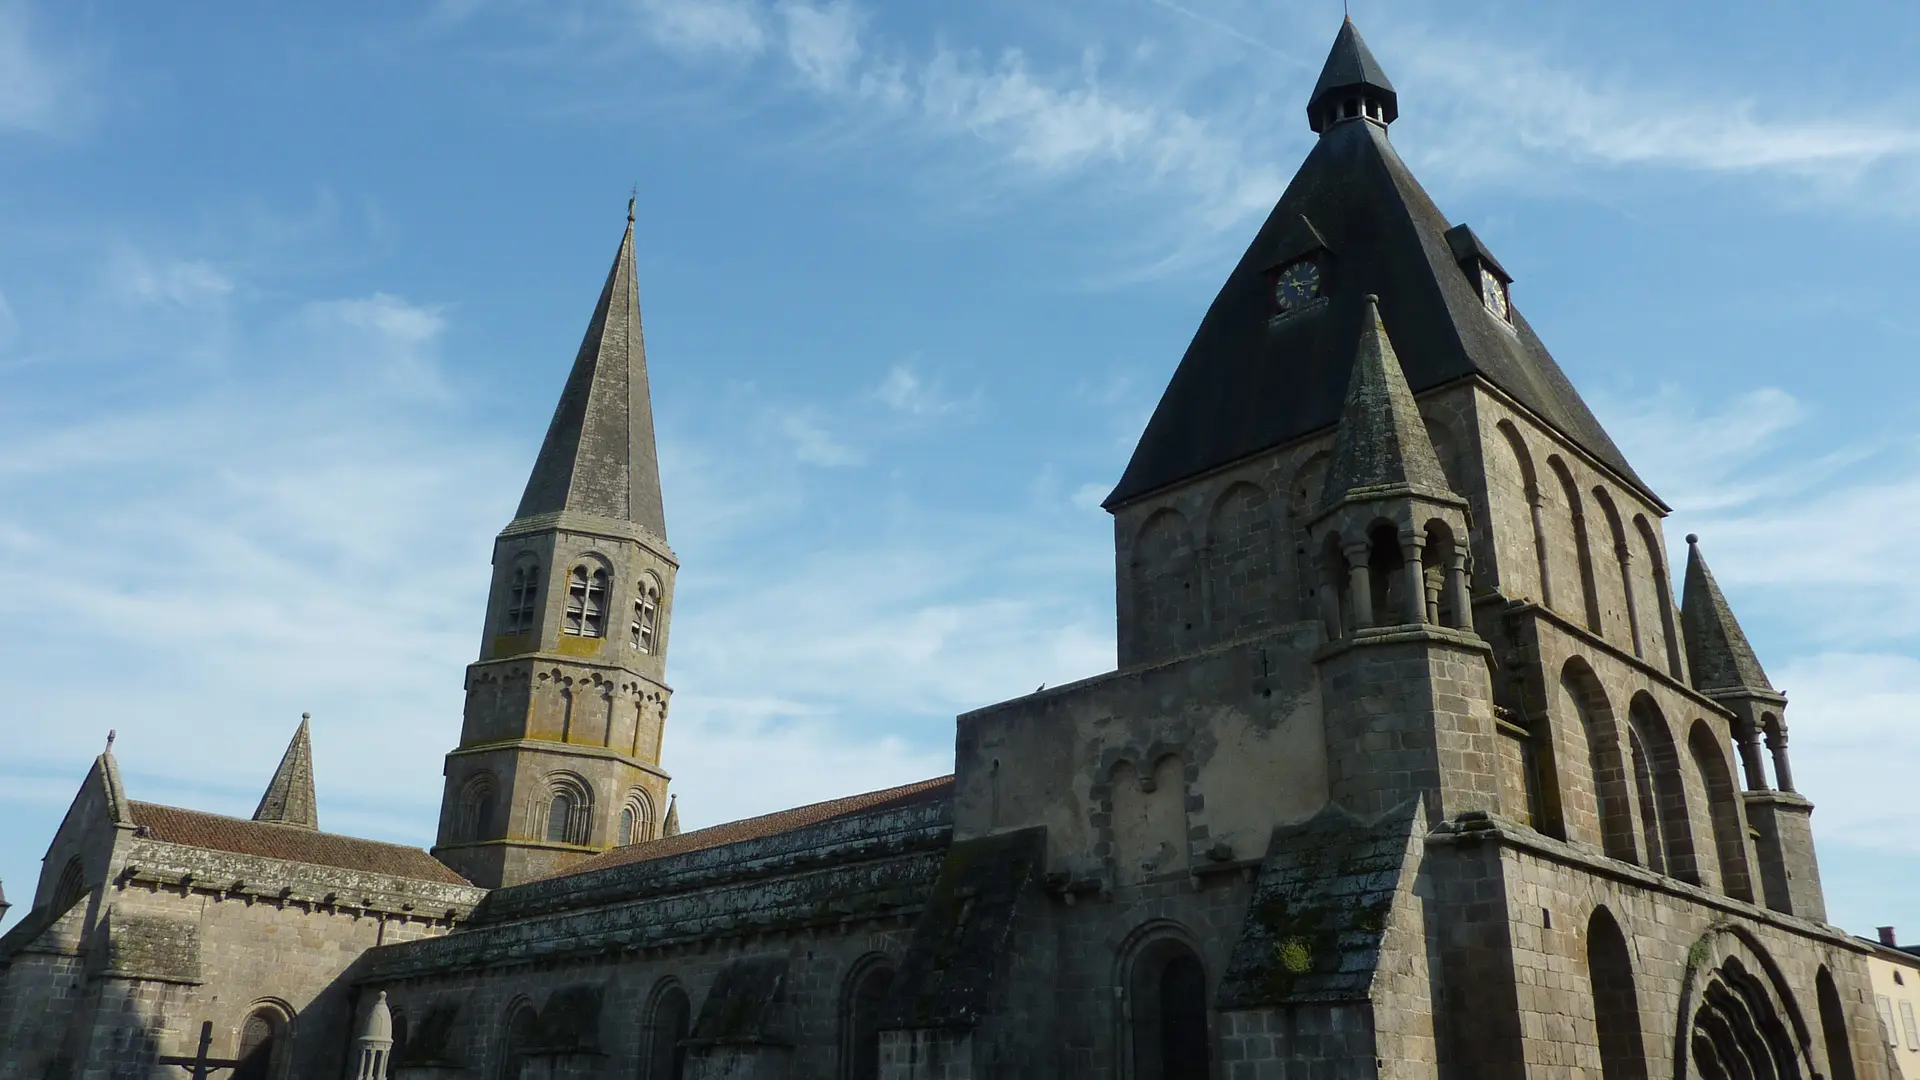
[1425,816,1855,949]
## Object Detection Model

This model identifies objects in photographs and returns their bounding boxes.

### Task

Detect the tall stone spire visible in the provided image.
[436,204,681,889]
[514,200,668,541]
[1308,17,1398,132]
[1320,295,1452,511]
[1680,535,1774,694]
[254,714,319,830]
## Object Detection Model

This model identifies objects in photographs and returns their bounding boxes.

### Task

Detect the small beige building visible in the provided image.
[1864,928,1920,1079]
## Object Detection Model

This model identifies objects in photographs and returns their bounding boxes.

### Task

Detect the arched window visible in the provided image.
[234,1005,291,1080]
[646,984,691,1080]
[459,773,496,842]
[617,792,653,847]
[1629,694,1698,883]
[545,791,574,844]
[541,776,592,847]
[1559,660,1636,860]
[841,958,895,1080]
[50,856,85,914]
[1688,720,1754,901]
[503,560,541,635]
[1548,457,1602,633]
[1126,936,1211,1080]
[1586,909,1649,1080]
[1627,729,1665,874]
[499,1001,537,1080]
[563,563,610,638]
[632,575,661,654]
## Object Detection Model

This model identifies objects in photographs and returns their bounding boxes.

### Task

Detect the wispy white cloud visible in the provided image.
[873,363,964,418]
[1391,25,1920,195]
[634,0,768,58]
[1597,383,1920,854]
[0,0,88,136]
[776,405,861,466]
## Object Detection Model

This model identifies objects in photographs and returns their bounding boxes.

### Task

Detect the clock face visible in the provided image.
[1274,258,1323,313]
[1480,265,1510,321]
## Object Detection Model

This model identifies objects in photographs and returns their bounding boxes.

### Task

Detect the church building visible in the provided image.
[0,19,1892,1080]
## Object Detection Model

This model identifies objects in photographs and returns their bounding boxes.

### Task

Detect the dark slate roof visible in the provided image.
[545,776,954,879]
[1319,294,1452,509]
[1106,82,1651,510]
[690,956,791,1046]
[1308,17,1397,130]
[128,802,470,885]
[252,716,318,830]
[881,827,1047,1031]
[1680,535,1775,694]
[1217,800,1419,1007]
[514,209,669,540]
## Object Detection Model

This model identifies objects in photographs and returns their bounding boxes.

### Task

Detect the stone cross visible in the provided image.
[157,1021,242,1079]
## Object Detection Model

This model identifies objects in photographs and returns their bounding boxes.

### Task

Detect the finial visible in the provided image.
[106,729,116,750]
[1686,533,1699,545]
[1364,292,1380,305]
[302,711,311,722]
[628,185,637,224]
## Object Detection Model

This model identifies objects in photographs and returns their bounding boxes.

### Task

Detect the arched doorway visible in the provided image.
[841,958,895,1080]
[1127,936,1212,1080]
[233,1005,290,1080]
[1817,967,1858,1080]
[499,1000,536,1080]
[1586,909,1649,1080]
[645,983,691,1080]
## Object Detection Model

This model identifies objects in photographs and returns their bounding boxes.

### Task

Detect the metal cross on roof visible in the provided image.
[157,1021,244,1079]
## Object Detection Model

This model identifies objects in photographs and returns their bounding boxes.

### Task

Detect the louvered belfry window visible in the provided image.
[503,562,540,634]
[564,564,609,637]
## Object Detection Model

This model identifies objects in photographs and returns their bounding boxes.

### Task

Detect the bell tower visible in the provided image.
[433,202,678,888]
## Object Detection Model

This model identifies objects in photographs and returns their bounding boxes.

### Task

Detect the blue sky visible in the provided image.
[2,0,1919,940]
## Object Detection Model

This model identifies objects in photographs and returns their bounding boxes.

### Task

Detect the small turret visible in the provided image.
[1682,534,1824,919]
[1310,295,1471,635]
[253,714,319,831]
[354,991,394,1080]
[1308,17,1398,133]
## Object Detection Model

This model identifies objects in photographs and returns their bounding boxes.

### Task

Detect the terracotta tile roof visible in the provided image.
[128,802,470,886]
[548,775,954,880]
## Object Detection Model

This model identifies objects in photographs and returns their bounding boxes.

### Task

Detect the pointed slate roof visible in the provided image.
[1681,535,1775,695]
[1320,295,1452,509]
[514,205,669,541]
[1105,21,1650,510]
[1308,17,1398,130]
[253,715,319,830]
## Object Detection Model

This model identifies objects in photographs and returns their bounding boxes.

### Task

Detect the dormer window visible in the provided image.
[1444,223,1514,325]
[1479,265,1511,322]
[1265,214,1333,322]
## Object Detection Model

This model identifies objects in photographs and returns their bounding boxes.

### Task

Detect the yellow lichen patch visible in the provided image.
[556,636,603,658]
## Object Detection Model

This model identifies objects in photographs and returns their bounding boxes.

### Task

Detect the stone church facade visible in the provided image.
[0,19,1894,1080]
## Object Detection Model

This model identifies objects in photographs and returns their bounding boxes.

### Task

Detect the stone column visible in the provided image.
[1734,716,1769,791]
[1343,541,1374,629]
[1529,494,1555,609]
[1616,544,1643,656]
[1317,556,1344,639]
[1446,548,1472,631]
[1400,532,1427,626]
[1766,723,1796,793]
[355,991,393,1080]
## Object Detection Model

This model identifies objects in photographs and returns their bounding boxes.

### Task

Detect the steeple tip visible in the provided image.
[1318,297,1451,510]
[1681,536,1775,696]
[513,209,669,541]
[1308,17,1398,133]
[253,714,319,830]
